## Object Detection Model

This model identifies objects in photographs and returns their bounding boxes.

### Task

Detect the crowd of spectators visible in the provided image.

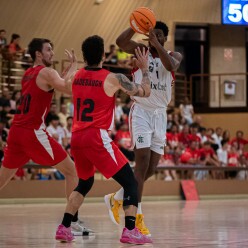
[0,92,247,182]
[0,30,26,61]
[109,97,248,181]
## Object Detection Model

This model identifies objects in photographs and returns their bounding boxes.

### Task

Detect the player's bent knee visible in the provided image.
[74,177,94,197]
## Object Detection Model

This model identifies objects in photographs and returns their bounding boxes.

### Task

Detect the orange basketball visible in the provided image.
[130,7,156,34]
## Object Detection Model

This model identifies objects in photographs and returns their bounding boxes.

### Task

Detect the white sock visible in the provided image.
[137,202,142,214]
[114,188,124,201]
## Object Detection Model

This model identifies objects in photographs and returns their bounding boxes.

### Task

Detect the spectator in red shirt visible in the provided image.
[230,130,248,152]
[228,146,239,167]
[158,146,178,181]
[199,141,220,178]
[8,33,24,59]
[114,123,134,162]
[180,141,200,179]
[227,146,240,178]
[178,123,190,148]
[244,152,248,160]
[188,123,201,147]
[166,124,179,149]
[185,141,200,165]
[199,141,219,166]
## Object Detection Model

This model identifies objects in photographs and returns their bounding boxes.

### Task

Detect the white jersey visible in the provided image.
[132,52,174,110]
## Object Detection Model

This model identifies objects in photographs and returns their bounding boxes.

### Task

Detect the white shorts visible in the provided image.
[129,104,167,155]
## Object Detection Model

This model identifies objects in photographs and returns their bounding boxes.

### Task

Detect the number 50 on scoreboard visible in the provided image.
[222,0,248,25]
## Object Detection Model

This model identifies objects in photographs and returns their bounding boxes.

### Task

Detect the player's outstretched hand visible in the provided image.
[133,47,149,71]
[65,49,77,64]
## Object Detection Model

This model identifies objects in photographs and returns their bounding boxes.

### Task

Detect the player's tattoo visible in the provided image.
[116,69,150,97]
[116,74,137,93]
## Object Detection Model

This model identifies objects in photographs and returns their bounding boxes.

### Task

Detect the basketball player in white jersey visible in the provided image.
[104,21,182,236]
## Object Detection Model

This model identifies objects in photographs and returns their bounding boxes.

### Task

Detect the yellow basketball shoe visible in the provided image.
[104,193,123,225]
[135,214,151,237]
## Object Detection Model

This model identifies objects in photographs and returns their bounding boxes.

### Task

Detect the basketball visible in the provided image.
[130,7,156,34]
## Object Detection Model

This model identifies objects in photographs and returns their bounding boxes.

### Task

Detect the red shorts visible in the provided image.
[71,128,128,180]
[2,126,67,169]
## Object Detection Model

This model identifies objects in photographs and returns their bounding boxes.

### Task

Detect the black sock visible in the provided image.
[125,216,136,230]
[72,211,78,222]
[62,213,74,228]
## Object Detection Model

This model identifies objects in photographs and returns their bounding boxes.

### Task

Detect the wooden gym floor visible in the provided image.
[0,199,248,248]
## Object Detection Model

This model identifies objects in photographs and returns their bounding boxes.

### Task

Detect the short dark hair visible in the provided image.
[0,29,6,33]
[236,130,244,135]
[155,21,169,37]
[190,123,199,129]
[82,35,104,66]
[221,140,228,147]
[51,115,59,121]
[28,38,51,61]
[10,33,20,43]
[204,141,211,146]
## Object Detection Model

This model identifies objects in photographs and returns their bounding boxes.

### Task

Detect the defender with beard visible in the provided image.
[0,38,92,236]
[105,22,182,236]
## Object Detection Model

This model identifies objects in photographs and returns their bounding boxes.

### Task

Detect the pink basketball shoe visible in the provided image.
[120,227,153,244]
[55,224,74,242]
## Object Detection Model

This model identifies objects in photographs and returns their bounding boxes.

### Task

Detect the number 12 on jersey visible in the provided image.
[76,98,95,122]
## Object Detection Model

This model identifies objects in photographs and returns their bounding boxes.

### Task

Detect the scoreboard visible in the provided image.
[222,0,248,25]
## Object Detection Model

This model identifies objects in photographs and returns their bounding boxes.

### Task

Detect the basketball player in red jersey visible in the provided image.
[105,22,183,236]
[0,38,90,235]
[55,35,152,244]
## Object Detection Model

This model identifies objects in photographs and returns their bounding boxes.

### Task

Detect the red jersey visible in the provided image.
[185,148,200,160]
[166,132,179,147]
[244,152,248,159]
[178,132,191,147]
[114,130,132,148]
[163,153,173,160]
[228,153,239,167]
[72,68,113,132]
[230,138,248,150]
[188,134,201,144]
[198,147,215,159]
[12,66,53,130]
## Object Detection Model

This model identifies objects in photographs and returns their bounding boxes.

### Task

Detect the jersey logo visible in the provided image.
[149,62,154,73]
[151,82,167,91]
[137,135,144,144]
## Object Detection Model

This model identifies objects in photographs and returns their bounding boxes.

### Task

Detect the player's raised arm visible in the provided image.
[108,47,150,97]
[148,28,182,71]
[116,27,146,55]
[40,49,77,94]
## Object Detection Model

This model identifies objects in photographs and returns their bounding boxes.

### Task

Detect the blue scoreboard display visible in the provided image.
[222,0,248,25]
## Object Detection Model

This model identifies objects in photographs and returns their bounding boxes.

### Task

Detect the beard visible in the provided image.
[42,58,52,67]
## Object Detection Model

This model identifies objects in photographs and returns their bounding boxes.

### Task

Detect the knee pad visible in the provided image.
[123,178,138,208]
[74,176,94,197]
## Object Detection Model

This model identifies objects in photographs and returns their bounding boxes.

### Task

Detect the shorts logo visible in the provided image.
[123,196,130,201]
[137,135,144,143]
[160,146,164,150]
